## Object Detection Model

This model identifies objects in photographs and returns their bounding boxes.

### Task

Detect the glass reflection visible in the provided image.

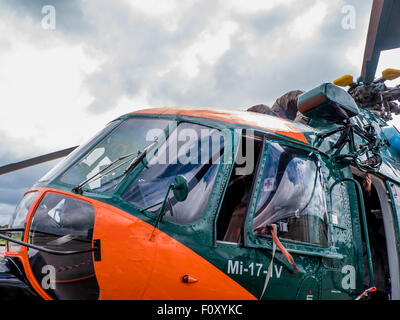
[123,122,225,225]
[253,143,328,246]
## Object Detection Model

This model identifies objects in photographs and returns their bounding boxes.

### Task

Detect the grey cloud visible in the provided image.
[233,0,316,36]
[0,0,374,113]
[0,0,373,112]
[95,0,373,110]
[82,0,226,112]
[0,131,64,224]
[0,162,52,204]
[0,0,94,37]
[149,0,373,108]
[0,160,59,225]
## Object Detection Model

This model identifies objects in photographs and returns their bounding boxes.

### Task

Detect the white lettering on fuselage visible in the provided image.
[227,260,282,279]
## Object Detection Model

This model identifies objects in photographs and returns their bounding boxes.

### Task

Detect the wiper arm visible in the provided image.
[120,138,159,179]
[86,138,158,193]
[72,138,159,194]
[72,152,136,193]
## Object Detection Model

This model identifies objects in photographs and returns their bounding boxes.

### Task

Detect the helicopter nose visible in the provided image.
[7,188,255,300]
[92,201,256,300]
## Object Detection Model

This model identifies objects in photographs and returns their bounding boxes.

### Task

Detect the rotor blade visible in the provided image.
[0,146,78,176]
[361,0,400,84]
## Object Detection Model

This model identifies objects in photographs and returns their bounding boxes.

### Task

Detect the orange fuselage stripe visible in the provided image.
[132,107,309,144]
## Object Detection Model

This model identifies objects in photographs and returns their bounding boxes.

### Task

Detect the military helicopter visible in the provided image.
[1,0,400,300]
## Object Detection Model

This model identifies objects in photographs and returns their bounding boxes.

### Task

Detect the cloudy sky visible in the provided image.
[0,0,399,225]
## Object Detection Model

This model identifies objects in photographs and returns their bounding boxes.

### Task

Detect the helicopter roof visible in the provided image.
[131,107,400,184]
[132,107,312,145]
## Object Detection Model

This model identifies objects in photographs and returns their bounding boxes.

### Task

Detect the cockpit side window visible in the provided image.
[216,134,263,244]
[252,143,329,247]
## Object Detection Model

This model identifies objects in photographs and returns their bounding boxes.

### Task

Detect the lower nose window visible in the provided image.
[28,193,99,300]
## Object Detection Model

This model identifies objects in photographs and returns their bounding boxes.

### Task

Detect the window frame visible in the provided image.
[118,119,235,227]
[243,137,342,259]
[214,132,266,245]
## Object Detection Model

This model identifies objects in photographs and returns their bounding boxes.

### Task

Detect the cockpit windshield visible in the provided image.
[58,118,173,192]
[122,122,226,224]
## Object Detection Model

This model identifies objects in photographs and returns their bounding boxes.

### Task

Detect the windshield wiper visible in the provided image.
[118,137,159,182]
[72,138,159,194]
[72,152,136,193]
[89,138,159,192]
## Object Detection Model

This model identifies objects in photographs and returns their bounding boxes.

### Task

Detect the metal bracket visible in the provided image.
[93,239,101,261]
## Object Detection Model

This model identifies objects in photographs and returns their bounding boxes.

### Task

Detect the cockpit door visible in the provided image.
[322,178,366,299]
[243,141,331,300]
